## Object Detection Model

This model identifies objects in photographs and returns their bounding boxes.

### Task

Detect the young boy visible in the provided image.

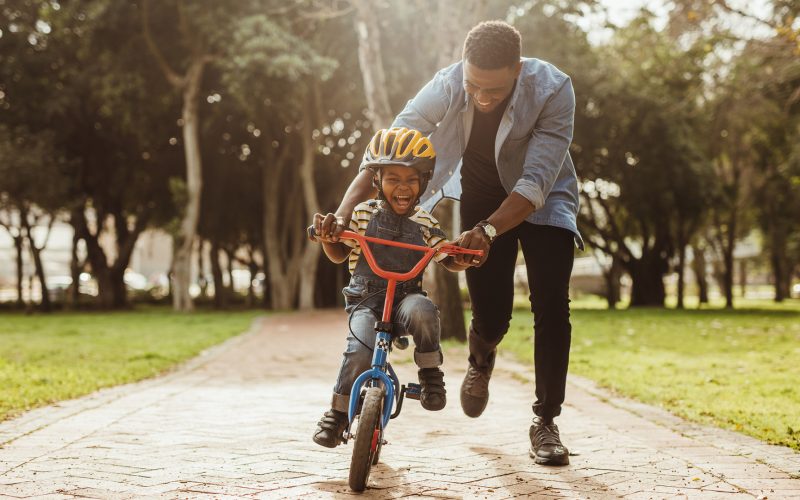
[310,127,471,448]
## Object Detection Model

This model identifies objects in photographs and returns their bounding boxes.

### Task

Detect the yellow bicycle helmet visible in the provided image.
[363,127,436,201]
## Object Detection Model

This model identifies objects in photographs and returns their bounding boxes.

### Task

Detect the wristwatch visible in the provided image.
[475,220,497,244]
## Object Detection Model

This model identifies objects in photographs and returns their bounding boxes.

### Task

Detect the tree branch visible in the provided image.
[141,0,186,88]
[714,0,777,29]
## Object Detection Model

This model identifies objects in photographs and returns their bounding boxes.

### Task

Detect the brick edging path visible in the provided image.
[1,310,799,499]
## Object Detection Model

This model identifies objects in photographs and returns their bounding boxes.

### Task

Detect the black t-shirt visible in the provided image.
[460,90,513,207]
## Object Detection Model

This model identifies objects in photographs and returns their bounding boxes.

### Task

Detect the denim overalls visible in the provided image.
[331,201,443,413]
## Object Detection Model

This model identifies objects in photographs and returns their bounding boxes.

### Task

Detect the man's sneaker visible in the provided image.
[418,367,446,411]
[459,359,494,418]
[529,416,570,465]
[312,409,348,448]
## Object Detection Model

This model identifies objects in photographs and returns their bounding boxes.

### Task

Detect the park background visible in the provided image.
[1,0,799,455]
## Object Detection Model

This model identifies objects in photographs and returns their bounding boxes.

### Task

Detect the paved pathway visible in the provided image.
[1,311,799,499]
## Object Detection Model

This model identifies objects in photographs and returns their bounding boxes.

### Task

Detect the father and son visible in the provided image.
[309,20,582,466]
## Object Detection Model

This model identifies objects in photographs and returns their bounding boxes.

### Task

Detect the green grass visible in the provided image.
[0,308,259,422]
[501,298,800,450]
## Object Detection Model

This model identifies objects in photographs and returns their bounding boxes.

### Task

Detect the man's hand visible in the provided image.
[311,212,348,243]
[455,227,491,267]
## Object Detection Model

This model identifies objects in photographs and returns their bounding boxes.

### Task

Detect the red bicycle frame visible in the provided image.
[333,229,482,322]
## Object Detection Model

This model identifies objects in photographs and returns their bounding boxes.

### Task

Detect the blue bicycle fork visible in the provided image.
[347,329,396,430]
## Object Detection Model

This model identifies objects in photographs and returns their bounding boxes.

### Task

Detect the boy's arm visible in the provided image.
[321,240,350,264]
[312,211,355,263]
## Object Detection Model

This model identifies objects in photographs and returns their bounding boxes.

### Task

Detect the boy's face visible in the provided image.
[379,165,421,215]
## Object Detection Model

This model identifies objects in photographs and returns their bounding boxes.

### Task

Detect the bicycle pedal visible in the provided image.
[405,383,421,400]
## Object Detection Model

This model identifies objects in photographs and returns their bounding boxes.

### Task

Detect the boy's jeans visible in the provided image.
[331,293,443,413]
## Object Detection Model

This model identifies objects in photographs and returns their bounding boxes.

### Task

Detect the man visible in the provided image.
[319,20,581,466]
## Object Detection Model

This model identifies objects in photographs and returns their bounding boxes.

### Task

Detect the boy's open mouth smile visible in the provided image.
[392,194,413,211]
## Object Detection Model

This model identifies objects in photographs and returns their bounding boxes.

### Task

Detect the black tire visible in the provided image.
[349,386,384,492]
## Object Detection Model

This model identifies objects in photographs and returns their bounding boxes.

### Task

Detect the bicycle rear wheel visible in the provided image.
[349,386,384,491]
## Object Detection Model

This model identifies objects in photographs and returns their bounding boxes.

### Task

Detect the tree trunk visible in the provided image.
[69,227,82,308]
[72,207,145,310]
[427,200,466,341]
[210,241,226,309]
[297,85,322,310]
[20,208,51,312]
[24,240,49,311]
[141,1,208,311]
[14,232,24,309]
[262,130,300,310]
[772,246,789,302]
[172,59,205,312]
[246,250,258,307]
[352,0,394,129]
[739,259,747,300]
[627,257,666,307]
[769,224,791,302]
[197,239,208,299]
[722,237,735,309]
[224,247,236,301]
[603,256,623,309]
[676,243,687,309]
[691,244,709,305]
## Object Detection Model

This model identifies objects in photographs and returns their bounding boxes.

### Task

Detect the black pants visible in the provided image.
[461,198,575,421]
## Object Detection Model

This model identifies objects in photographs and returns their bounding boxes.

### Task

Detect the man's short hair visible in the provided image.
[463,20,521,70]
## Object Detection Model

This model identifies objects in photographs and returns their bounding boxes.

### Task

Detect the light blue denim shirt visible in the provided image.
[371,58,583,249]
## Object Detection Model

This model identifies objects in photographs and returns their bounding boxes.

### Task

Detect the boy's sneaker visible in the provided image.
[312,409,348,448]
[529,416,570,466]
[418,368,446,411]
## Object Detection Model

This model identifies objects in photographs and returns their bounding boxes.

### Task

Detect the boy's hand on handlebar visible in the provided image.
[455,228,491,267]
[312,212,347,243]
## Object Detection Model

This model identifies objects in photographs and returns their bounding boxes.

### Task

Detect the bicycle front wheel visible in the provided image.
[348,386,384,492]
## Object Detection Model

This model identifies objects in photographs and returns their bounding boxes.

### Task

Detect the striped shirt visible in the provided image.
[342,201,449,274]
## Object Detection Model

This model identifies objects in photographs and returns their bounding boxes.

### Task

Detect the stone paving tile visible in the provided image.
[1,311,799,499]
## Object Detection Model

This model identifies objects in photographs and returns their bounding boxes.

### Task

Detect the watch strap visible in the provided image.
[475,220,496,244]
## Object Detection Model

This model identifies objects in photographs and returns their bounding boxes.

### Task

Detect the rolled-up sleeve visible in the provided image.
[360,70,450,171]
[512,77,575,210]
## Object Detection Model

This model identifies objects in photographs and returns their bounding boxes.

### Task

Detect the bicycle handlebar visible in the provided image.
[307,226,483,282]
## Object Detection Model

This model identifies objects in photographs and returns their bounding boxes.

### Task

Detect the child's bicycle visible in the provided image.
[308,226,483,491]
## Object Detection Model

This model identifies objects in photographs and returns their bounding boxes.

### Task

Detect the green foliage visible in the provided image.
[502,302,800,449]
[0,308,260,421]
[0,0,797,310]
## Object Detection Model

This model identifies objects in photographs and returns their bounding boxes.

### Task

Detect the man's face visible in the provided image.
[379,165,421,215]
[463,60,521,114]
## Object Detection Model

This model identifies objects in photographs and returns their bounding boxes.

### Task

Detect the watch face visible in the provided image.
[485,224,497,238]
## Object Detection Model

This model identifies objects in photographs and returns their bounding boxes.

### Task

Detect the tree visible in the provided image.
[0,125,69,311]
[217,8,343,310]
[575,14,715,306]
[141,0,216,311]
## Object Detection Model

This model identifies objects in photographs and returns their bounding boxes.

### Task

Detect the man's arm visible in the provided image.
[440,255,470,272]
[455,77,576,266]
[453,193,534,266]
[392,68,450,134]
[510,76,575,211]
[320,69,452,241]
